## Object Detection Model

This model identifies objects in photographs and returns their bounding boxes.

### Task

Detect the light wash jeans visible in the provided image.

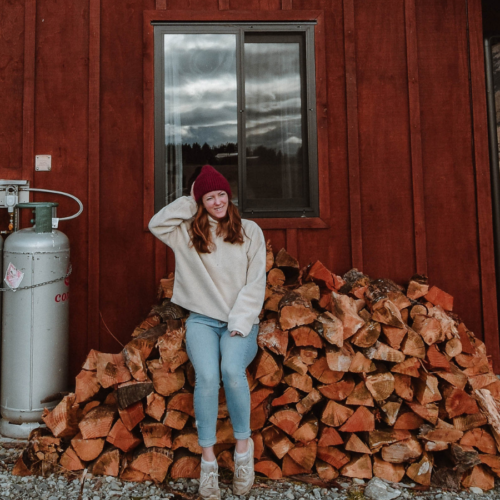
[185,312,259,447]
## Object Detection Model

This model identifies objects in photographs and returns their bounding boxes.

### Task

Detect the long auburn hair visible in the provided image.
[190,198,245,254]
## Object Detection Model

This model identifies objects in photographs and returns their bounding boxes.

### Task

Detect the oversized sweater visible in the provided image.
[148,196,267,337]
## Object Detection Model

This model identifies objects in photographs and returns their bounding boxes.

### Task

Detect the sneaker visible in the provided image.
[233,438,255,496]
[199,459,221,500]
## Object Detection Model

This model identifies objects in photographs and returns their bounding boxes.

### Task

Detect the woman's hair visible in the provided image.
[190,197,245,254]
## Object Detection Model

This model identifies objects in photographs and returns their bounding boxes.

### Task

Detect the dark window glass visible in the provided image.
[154,24,318,217]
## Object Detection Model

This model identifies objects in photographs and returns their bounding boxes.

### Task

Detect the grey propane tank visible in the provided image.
[0,202,70,439]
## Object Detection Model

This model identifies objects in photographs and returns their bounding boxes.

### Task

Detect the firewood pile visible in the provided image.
[12,244,500,491]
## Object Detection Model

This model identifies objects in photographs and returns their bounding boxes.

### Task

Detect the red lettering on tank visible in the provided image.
[55,292,70,302]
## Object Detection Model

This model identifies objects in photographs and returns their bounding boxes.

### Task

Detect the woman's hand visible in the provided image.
[230,330,242,337]
[190,181,195,200]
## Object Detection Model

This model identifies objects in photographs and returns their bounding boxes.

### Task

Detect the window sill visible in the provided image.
[247,217,329,229]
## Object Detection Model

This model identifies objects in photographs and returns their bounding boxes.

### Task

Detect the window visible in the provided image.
[154,23,319,218]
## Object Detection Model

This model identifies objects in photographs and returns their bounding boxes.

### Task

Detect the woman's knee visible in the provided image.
[194,366,220,389]
[220,360,246,388]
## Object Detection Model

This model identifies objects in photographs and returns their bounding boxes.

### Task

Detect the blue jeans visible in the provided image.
[185,312,259,448]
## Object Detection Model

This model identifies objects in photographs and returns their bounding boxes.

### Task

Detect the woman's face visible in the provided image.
[202,190,228,219]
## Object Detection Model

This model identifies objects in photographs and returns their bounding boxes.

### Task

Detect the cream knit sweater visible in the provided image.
[148,196,267,337]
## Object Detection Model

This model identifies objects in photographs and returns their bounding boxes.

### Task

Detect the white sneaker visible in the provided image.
[233,438,255,496]
[199,459,221,500]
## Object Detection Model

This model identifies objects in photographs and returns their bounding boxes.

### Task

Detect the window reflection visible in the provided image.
[244,36,308,208]
[163,34,238,203]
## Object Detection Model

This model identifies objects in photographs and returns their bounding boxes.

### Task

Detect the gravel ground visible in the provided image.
[0,437,499,500]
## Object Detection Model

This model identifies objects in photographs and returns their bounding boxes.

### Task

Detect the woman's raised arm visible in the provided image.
[148,195,197,248]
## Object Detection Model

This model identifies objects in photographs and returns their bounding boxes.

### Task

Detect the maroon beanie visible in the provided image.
[193,165,232,202]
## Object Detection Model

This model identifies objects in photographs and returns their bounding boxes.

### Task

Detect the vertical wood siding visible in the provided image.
[0,0,498,377]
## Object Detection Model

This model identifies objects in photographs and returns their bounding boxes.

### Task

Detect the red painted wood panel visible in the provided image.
[293,0,351,275]
[0,0,24,173]
[467,0,500,370]
[100,0,157,353]
[415,0,482,337]
[34,0,90,379]
[355,0,416,283]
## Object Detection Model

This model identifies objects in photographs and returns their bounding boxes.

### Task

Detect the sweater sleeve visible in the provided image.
[227,223,267,337]
[148,196,197,248]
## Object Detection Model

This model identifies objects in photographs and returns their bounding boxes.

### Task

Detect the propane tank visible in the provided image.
[0,202,70,439]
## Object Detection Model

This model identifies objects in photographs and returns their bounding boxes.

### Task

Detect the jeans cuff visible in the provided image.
[233,430,251,441]
[198,436,217,448]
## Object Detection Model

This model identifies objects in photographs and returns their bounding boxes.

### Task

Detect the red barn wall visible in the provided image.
[0,0,498,378]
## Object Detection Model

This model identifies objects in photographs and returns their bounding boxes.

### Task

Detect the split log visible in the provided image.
[401,327,426,359]
[147,360,185,397]
[292,414,319,443]
[372,455,405,482]
[71,433,105,462]
[346,381,374,407]
[269,409,302,436]
[461,428,497,455]
[317,446,350,469]
[345,434,371,454]
[171,456,201,479]
[163,410,189,430]
[106,418,142,452]
[365,341,405,363]
[146,393,166,421]
[309,357,343,385]
[82,349,100,371]
[42,394,80,438]
[406,452,433,485]
[339,407,375,432]
[140,422,172,448]
[412,315,444,345]
[172,428,202,454]
[167,392,195,418]
[393,373,413,402]
[255,460,282,479]
[316,459,339,481]
[318,425,343,447]
[381,436,423,463]
[279,292,318,330]
[116,380,154,409]
[96,352,132,388]
[118,401,145,431]
[321,401,353,427]
[407,276,429,300]
[92,447,120,477]
[257,319,288,356]
[331,292,364,338]
[287,440,317,471]
[391,357,421,377]
[351,321,381,348]
[425,286,453,311]
[129,446,174,483]
[295,282,321,302]
[314,312,343,347]
[75,370,100,404]
[340,454,372,479]
[290,326,323,349]
[365,372,395,401]
[296,388,323,415]
[325,344,354,372]
[59,447,85,471]
[79,405,117,440]
[272,387,301,407]
[414,372,442,405]
[318,376,355,401]
[462,465,495,491]
[262,425,294,459]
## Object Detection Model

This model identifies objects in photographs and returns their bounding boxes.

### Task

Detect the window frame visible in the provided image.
[153,23,319,218]
[143,9,329,229]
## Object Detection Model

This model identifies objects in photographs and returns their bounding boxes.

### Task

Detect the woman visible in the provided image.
[149,165,267,499]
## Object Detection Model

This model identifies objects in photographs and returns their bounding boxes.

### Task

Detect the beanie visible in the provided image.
[192,165,232,202]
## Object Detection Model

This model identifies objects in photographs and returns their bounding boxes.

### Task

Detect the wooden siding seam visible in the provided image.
[404,0,427,276]
[466,0,500,371]
[22,0,36,183]
[343,0,363,270]
[88,0,101,351]
[286,228,298,260]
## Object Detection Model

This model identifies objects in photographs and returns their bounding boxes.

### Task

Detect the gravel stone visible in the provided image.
[469,487,484,494]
